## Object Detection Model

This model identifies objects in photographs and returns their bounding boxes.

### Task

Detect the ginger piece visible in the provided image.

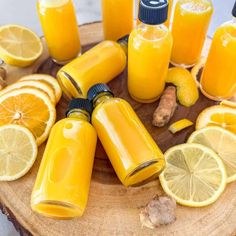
[140,195,176,229]
[0,67,7,90]
[152,86,177,127]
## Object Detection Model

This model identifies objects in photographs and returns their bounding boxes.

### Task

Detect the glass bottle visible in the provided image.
[88,83,165,187]
[31,98,97,219]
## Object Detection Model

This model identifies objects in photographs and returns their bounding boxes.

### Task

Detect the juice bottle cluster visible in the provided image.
[31,84,165,218]
[32,0,236,219]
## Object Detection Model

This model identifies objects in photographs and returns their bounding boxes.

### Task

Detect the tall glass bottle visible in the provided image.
[171,0,213,68]
[37,0,81,64]
[57,36,128,99]
[88,84,165,187]
[31,99,97,219]
[102,0,134,41]
[128,0,173,103]
[200,2,236,100]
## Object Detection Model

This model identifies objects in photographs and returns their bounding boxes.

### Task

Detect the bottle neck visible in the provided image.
[93,92,113,107]
[67,109,90,122]
[117,35,129,55]
[39,0,69,8]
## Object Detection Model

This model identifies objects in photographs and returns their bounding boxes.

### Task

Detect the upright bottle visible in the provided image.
[37,0,81,64]
[200,2,236,100]
[171,0,213,68]
[88,84,165,187]
[102,0,134,41]
[57,36,128,99]
[128,0,173,103]
[31,99,97,219]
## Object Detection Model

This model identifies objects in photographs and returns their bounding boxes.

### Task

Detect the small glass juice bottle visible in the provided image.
[171,0,213,68]
[57,36,128,99]
[200,2,236,100]
[31,99,97,219]
[88,84,165,187]
[102,0,134,41]
[37,0,81,64]
[128,0,173,103]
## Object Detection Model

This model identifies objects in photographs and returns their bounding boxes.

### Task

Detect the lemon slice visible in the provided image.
[0,124,38,181]
[0,88,56,146]
[20,74,62,103]
[188,127,236,183]
[0,25,43,67]
[159,143,226,207]
[220,100,236,109]
[196,105,236,134]
[0,80,56,104]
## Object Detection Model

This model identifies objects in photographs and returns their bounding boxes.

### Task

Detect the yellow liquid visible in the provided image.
[128,24,173,103]
[31,116,97,218]
[57,41,127,99]
[102,0,134,41]
[171,0,213,67]
[92,96,165,187]
[37,0,81,64]
[200,21,236,100]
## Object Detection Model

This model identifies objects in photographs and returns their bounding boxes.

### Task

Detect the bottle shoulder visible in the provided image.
[38,0,69,8]
[129,24,172,43]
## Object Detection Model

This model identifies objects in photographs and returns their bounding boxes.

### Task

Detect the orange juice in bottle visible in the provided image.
[171,0,213,68]
[37,0,81,64]
[102,0,134,41]
[88,84,165,187]
[128,0,173,103]
[31,99,97,219]
[57,36,128,99]
[200,3,236,100]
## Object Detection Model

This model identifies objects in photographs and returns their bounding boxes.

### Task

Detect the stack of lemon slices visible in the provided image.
[0,74,61,181]
[160,101,236,207]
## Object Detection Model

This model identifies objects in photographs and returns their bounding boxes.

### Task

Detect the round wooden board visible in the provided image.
[1,22,236,236]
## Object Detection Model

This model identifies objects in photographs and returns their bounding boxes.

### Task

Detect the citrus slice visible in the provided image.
[0,25,43,67]
[159,143,226,207]
[169,119,193,134]
[220,100,236,109]
[0,124,38,181]
[0,80,56,104]
[20,74,62,103]
[0,88,56,146]
[196,105,236,134]
[166,67,199,107]
[188,127,236,183]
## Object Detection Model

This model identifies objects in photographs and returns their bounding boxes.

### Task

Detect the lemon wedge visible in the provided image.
[169,119,193,134]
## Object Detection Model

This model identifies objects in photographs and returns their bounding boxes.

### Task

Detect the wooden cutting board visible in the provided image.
[1,22,236,236]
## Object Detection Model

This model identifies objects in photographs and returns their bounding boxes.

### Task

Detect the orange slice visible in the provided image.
[0,80,56,104]
[20,74,62,103]
[0,88,56,146]
[196,105,236,134]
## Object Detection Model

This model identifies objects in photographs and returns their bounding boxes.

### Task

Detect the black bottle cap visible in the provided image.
[139,0,169,25]
[66,98,93,116]
[232,1,236,17]
[87,83,114,102]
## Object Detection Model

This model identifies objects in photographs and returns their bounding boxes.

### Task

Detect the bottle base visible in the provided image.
[124,158,165,187]
[31,200,83,219]
[129,93,161,103]
[170,60,196,69]
[52,52,82,66]
[200,86,232,102]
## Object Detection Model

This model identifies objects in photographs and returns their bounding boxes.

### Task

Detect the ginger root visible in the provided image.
[152,86,177,127]
[0,67,7,90]
[140,195,176,229]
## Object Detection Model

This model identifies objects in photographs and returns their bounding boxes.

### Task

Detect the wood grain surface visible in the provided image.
[0,22,236,236]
